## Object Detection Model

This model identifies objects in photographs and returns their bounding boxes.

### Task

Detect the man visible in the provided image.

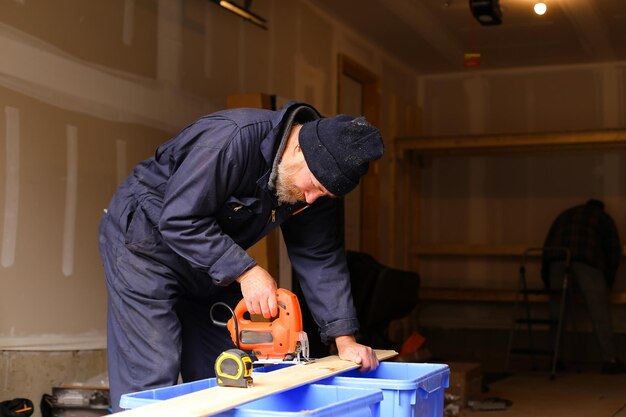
[98,102,383,409]
[542,199,625,374]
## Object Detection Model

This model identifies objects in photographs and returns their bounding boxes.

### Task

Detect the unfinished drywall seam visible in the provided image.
[115,139,128,186]
[62,125,78,277]
[524,156,534,247]
[123,0,135,47]
[464,75,486,135]
[428,155,440,242]
[621,67,626,128]
[468,157,489,286]
[238,19,245,93]
[603,154,622,223]
[430,96,442,135]
[203,2,213,79]
[601,66,620,128]
[525,78,536,132]
[157,0,183,86]
[1,106,19,268]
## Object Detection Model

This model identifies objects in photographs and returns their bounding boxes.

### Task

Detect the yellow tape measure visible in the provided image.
[215,349,254,388]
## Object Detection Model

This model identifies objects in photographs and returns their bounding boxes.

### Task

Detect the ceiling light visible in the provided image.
[211,0,268,30]
[534,2,547,15]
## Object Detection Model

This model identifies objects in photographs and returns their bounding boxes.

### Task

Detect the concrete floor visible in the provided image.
[463,370,626,417]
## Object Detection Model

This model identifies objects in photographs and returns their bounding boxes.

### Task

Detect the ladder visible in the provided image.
[505,247,571,379]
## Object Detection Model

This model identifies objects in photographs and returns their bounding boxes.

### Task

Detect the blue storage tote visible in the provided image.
[119,366,286,410]
[119,378,219,409]
[220,384,382,417]
[319,362,450,417]
[120,379,382,417]
[120,365,297,410]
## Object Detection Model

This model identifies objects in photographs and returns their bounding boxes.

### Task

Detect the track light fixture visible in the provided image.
[211,0,268,30]
[469,0,503,26]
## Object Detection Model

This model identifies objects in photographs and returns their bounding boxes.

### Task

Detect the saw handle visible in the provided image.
[232,288,295,325]
[226,288,304,356]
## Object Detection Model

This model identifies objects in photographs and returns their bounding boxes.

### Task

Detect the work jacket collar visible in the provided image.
[257,102,321,194]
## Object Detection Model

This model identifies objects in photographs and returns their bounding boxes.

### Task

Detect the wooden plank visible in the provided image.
[112,349,398,417]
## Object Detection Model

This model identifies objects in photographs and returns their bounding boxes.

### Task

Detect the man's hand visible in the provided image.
[236,265,278,319]
[335,335,379,373]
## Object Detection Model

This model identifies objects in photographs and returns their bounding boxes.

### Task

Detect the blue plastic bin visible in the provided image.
[120,380,382,417]
[119,378,219,409]
[120,362,448,417]
[220,384,382,417]
[318,362,449,417]
[120,366,279,409]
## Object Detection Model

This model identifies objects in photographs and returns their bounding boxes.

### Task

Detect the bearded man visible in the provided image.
[97,102,384,410]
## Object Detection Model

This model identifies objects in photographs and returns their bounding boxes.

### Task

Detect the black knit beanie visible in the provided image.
[298,115,384,197]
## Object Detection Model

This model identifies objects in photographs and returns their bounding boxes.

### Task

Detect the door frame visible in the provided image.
[337,54,381,257]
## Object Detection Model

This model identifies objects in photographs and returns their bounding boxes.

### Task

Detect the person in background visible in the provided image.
[542,199,625,374]
[98,101,384,410]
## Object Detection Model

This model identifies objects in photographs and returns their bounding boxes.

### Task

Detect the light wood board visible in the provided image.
[112,349,398,417]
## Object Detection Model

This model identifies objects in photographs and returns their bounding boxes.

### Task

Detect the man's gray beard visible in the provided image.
[276,161,304,204]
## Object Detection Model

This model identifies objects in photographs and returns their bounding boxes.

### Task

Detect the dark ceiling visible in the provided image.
[311,0,626,74]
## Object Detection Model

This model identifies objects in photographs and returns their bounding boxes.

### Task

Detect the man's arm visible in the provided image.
[281,198,378,371]
[158,128,256,286]
[281,198,358,341]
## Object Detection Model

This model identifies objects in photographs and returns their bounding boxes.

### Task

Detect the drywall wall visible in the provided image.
[0,86,167,349]
[0,0,422,410]
[0,0,420,350]
[419,62,625,135]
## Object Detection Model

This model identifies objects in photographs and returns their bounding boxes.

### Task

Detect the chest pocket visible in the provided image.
[222,196,262,221]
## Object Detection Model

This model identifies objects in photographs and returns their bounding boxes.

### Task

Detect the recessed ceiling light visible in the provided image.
[534,2,547,15]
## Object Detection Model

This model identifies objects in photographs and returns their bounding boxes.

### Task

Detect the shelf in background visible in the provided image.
[395,128,626,156]
[420,287,626,304]
[410,244,626,257]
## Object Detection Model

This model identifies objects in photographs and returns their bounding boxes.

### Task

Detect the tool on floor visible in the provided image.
[211,288,310,387]
[215,348,254,388]
[468,397,513,411]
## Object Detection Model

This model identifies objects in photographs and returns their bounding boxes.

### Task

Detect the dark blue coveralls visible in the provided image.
[98,102,359,410]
